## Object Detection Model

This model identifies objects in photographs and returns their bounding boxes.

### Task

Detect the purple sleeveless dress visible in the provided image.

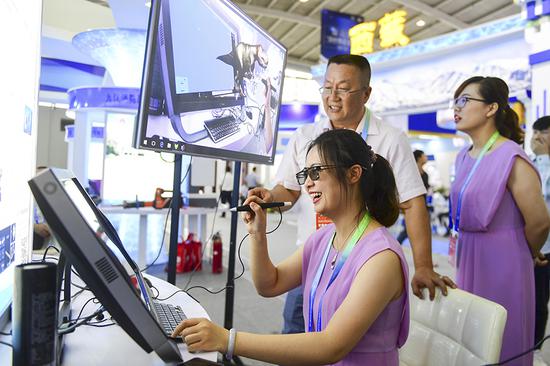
[451,140,536,366]
[302,225,409,366]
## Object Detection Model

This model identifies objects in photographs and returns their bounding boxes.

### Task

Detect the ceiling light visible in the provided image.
[299,0,309,3]
[416,19,426,27]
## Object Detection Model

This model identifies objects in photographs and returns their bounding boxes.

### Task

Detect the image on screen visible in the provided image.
[134,0,287,165]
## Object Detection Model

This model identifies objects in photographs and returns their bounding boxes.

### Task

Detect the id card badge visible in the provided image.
[316,213,332,230]
[448,230,459,267]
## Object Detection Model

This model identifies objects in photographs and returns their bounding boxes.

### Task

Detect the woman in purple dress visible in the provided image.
[172,129,410,365]
[450,76,550,365]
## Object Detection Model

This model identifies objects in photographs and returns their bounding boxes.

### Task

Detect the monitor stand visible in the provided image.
[170,115,209,143]
[56,252,73,365]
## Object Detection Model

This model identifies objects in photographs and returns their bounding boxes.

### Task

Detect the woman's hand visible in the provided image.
[241,195,268,236]
[171,318,229,353]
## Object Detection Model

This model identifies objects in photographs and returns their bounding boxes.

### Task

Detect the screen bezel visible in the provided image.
[133,0,287,165]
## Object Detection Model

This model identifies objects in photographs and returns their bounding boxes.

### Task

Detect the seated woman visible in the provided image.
[172,129,410,365]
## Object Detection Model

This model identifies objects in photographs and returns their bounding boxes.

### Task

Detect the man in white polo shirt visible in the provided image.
[248,54,455,334]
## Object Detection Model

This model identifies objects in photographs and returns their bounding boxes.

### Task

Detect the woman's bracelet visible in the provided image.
[225,328,236,360]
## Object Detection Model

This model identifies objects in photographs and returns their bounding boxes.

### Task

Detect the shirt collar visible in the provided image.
[319,107,379,135]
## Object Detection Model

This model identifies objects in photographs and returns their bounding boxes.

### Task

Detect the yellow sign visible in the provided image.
[378,10,410,48]
[349,10,410,54]
[349,21,377,55]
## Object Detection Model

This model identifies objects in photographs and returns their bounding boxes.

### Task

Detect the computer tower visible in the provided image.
[12,262,58,366]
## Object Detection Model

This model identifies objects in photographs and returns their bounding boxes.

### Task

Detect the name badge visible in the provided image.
[448,230,458,267]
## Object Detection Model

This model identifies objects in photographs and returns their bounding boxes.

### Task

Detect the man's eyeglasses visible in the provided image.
[295,165,337,185]
[450,95,487,109]
[319,87,365,97]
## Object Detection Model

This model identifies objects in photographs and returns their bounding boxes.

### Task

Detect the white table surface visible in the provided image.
[0,274,218,366]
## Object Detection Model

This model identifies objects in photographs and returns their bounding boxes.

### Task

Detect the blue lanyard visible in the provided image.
[449,131,500,233]
[307,212,371,332]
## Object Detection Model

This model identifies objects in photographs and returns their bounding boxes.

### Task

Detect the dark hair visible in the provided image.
[533,116,550,131]
[413,150,425,162]
[454,76,524,144]
[306,129,399,227]
[328,54,372,86]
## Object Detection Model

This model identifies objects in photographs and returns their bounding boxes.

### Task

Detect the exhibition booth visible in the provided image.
[2,0,550,364]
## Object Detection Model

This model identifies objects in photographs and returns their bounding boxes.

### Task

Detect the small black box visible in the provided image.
[13,262,58,366]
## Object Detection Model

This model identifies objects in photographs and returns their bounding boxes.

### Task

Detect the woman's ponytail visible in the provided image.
[361,154,400,227]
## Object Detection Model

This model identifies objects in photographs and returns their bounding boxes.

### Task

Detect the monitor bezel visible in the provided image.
[133,0,287,165]
[28,168,182,363]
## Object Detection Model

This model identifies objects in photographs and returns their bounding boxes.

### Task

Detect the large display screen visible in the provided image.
[134,0,287,164]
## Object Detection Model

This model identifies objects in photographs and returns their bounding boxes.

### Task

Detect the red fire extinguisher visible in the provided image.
[176,233,202,272]
[212,232,223,273]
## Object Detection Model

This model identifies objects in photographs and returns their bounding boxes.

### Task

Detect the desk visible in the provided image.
[0,275,219,365]
[100,206,219,268]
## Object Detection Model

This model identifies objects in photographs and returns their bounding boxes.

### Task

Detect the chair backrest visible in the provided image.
[399,287,507,366]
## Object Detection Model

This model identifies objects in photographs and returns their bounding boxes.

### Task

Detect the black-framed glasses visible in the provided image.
[295,165,338,185]
[319,87,365,97]
[451,95,487,109]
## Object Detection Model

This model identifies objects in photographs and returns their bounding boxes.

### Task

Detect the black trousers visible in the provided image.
[535,253,550,348]
[220,190,232,205]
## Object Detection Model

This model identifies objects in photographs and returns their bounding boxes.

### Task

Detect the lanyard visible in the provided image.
[308,212,371,332]
[449,131,500,233]
[360,108,371,141]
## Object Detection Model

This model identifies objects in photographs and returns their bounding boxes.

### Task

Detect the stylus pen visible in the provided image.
[230,201,292,212]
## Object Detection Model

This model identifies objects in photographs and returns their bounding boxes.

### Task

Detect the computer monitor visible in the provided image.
[28,168,182,363]
[134,0,287,165]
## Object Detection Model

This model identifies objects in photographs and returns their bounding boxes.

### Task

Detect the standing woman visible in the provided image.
[450,76,550,365]
[172,129,410,365]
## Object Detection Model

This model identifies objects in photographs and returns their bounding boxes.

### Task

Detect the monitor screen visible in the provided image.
[28,168,181,363]
[61,180,155,310]
[134,0,287,165]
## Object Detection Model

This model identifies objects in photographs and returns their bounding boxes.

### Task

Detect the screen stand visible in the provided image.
[167,154,183,285]
[57,251,72,365]
[223,161,244,366]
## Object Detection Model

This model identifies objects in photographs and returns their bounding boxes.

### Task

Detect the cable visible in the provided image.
[155,289,187,302]
[483,335,550,365]
[0,331,11,336]
[59,301,105,336]
[33,256,59,263]
[0,341,12,348]
[181,207,283,295]
[41,245,60,262]
[141,158,192,272]
[159,152,175,163]
[234,207,282,280]
[181,170,227,290]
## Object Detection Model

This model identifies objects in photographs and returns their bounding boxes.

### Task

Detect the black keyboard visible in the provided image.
[204,115,240,143]
[153,301,187,337]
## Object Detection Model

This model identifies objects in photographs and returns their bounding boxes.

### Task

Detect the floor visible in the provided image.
[108,209,550,366]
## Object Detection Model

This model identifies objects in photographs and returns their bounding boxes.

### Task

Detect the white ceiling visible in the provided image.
[42,0,522,70]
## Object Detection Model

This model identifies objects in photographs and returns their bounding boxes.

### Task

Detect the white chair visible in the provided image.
[399,287,507,366]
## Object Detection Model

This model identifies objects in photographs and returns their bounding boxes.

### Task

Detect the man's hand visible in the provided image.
[34,223,51,238]
[411,266,456,300]
[534,251,549,267]
[247,187,273,204]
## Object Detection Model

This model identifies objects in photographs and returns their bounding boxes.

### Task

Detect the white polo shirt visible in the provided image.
[275,108,426,246]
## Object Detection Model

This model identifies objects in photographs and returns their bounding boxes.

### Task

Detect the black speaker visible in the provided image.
[13,262,58,366]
